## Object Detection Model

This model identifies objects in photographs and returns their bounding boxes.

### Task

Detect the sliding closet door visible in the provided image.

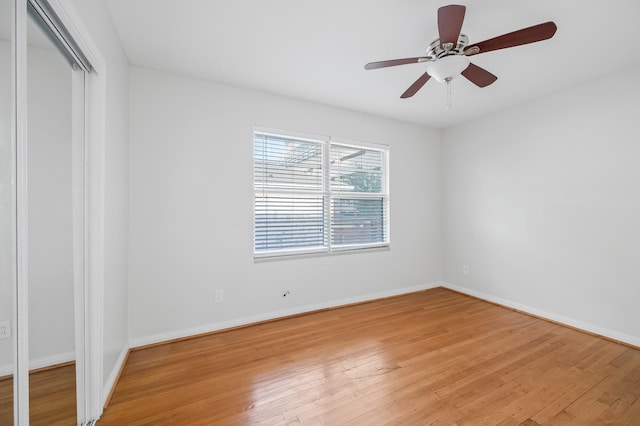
[0,0,15,424]
[2,1,99,423]
[26,10,77,424]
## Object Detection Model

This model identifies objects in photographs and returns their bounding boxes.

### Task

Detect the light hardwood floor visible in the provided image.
[98,288,640,425]
[5,288,638,425]
[0,363,76,426]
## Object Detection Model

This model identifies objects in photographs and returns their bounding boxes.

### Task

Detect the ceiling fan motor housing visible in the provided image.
[427,33,469,58]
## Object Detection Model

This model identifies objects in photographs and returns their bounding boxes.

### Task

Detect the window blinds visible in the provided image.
[254,132,388,257]
[254,133,326,254]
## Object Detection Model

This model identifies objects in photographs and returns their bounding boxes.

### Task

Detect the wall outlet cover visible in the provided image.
[0,321,11,339]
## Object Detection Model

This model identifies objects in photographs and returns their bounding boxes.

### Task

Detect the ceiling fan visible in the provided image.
[365,4,557,100]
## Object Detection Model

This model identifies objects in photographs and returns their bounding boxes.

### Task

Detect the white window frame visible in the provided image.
[253,127,390,259]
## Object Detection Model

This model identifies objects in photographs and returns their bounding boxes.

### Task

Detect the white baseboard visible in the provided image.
[102,344,129,408]
[441,282,640,348]
[129,282,441,348]
[0,350,76,377]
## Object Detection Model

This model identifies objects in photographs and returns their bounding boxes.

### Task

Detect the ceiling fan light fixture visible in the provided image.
[426,55,470,83]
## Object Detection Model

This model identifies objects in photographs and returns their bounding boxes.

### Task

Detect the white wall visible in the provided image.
[128,67,442,345]
[442,66,640,345]
[68,0,130,396]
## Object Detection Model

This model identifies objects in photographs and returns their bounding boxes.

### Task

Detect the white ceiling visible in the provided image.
[103,0,640,129]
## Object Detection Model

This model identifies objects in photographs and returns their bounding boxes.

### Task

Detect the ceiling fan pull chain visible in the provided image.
[446,78,452,109]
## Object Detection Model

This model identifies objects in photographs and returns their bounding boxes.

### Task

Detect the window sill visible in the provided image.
[253,244,390,263]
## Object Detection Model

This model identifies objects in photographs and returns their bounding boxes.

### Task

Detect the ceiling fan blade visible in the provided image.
[461,63,497,87]
[400,72,431,98]
[365,57,432,70]
[438,4,466,48]
[465,21,557,56]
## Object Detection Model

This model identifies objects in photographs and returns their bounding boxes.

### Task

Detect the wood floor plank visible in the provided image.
[98,288,640,425]
[0,364,76,426]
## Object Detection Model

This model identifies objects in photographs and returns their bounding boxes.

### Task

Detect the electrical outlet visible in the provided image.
[215,289,224,303]
[0,321,10,339]
[463,265,469,275]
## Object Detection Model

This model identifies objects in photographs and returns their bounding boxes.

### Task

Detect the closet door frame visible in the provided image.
[12,0,106,424]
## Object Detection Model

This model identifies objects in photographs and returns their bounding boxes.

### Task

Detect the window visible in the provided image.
[254,129,389,258]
